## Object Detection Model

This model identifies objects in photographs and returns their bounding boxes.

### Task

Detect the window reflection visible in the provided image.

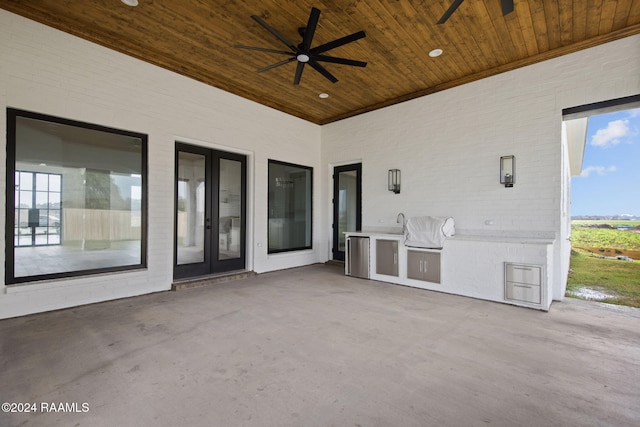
[267,160,312,253]
[8,110,146,283]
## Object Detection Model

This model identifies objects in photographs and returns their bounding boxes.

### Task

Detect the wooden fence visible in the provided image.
[63,208,141,241]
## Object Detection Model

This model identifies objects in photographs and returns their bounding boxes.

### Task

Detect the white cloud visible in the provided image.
[627,108,640,118]
[590,119,630,147]
[579,165,617,178]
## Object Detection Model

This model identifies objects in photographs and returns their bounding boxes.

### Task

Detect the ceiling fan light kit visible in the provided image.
[235,7,367,85]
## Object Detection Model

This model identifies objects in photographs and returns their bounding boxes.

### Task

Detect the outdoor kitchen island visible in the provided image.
[345,231,555,311]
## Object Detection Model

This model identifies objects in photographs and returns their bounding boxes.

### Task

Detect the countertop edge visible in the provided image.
[345,231,555,244]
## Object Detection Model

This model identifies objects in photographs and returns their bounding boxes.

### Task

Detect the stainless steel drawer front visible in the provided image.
[505,263,543,305]
[506,281,541,304]
[506,265,541,285]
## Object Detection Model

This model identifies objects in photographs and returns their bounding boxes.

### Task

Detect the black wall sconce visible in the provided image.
[388,169,401,194]
[500,155,515,187]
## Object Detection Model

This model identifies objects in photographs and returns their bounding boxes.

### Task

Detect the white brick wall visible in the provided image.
[321,34,640,301]
[0,10,322,319]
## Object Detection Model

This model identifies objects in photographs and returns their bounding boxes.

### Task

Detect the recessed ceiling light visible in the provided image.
[429,48,443,58]
[121,0,139,6]
[319,93,329,99]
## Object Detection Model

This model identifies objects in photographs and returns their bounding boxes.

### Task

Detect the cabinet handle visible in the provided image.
[347,239,351,275]
[514,267,532,271]
[419,259,423,272]
[513,284,533,289]
[393,253,397,265]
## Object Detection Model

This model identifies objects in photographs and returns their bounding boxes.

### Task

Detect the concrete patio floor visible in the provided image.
[1,263,639,427]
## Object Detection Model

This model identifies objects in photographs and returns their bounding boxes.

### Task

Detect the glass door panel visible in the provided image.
[212,152,246,273]
[176,151,206,266]
[218,158,242,261]
[333,164,361,261]
[337,170,358,253]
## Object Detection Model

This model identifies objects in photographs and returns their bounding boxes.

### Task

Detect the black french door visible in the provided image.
[174,143,246,279]
[332,163,362,261]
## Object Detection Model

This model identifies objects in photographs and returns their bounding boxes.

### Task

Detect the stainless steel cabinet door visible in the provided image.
[407,250,423,281]
[376,239,398,277]
[423,252,441,284]
[407,250,441,284]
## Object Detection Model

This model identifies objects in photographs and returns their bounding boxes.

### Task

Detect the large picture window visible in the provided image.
[6,109,147,284]
[268,160,312,253]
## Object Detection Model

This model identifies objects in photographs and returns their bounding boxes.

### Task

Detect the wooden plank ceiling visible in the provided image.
[1,0,639,125]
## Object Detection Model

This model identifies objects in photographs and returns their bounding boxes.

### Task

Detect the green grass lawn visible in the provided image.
[571,220,640,249]
[567,220,640,308]
[572,220,640,227]
[567,248,640,307]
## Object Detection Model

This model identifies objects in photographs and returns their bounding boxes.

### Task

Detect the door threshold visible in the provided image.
[172,270,256,291]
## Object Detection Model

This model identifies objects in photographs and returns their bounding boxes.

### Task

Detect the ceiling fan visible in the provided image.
[234,7,367,85]
[437,0,514,24]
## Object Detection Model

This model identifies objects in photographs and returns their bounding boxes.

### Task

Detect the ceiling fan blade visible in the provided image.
[501,0,514,15]
[310,31,366,55]
[251,15,298,52]
[314,55,367,67]
[301,7,320,51]
[309,60,338,83]
[234,45,294,55]
[293,62,305,85]
[257,57,296,73]
[437,0,464,24]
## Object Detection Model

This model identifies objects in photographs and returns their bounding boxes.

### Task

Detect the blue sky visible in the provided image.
[571,107,640,216]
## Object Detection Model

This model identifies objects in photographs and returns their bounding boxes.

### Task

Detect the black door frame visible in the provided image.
[174,142,246,279]
[332,163,362,261]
